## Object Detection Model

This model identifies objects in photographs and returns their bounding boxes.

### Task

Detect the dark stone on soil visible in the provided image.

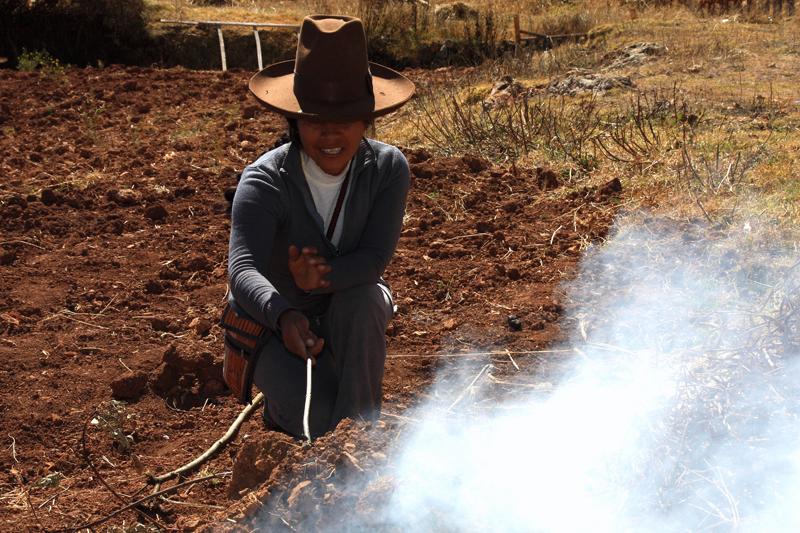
[40,188,58,206]
[410,163,434,180]
[158,265,181,280]
[6,195,27,209]
[506,267,521,280]
[110,371,148,400]
[406,147,431,163]
[597,177,622,198]
[150,317,175,332]
[178,254,212,272]
[0,251,16,265]
[107,188,141,206]
[475,220,495,233]
[462,154,489,173]
[241,105,259,119]
[144,204,168,221]
[535,167,561,190]
[144,279,165,294]
[174,185,195,198]
[507,314,523,331]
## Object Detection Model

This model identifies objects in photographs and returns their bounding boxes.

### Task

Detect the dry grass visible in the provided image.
[145,1,800,222]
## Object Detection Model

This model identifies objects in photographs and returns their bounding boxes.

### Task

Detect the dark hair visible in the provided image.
[287,118,302,146]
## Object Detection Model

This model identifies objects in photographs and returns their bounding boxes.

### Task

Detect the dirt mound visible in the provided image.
[0,66,619,530]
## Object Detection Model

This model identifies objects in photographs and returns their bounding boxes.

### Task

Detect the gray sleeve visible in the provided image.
[227,165,292,331]
[316,148,410,293]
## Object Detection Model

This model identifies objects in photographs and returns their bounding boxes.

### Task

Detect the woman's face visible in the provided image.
[297,118,368,175]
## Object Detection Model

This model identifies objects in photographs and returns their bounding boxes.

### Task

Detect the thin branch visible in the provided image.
[148,392,264,486]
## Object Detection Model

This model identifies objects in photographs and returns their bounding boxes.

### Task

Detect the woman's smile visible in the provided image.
[298,119,368,175]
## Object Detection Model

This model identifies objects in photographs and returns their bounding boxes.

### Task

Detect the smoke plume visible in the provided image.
[385,214,800,532]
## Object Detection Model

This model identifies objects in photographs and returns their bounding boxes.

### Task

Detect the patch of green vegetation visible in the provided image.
[17,48,66,74]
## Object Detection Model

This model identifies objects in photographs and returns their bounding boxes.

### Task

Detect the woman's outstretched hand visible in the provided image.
[288,245,331,291]
[278,310,324,362]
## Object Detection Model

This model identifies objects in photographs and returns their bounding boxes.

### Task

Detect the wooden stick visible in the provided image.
[149,392,264,485]
[253,27,263,70]
[217,26,227,72]
[62,473,229,532]
[82,410,166,530]
[448,364,491,411]
[387,349,573,359]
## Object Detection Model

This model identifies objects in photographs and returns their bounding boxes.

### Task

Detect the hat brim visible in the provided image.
[248,60,415,120]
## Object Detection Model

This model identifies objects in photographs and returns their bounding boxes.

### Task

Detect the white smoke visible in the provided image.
[385,214,800,532]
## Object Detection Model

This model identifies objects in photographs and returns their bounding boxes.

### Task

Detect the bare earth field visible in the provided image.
[0,67,620,530]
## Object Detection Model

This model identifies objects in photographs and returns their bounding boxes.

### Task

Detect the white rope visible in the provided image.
[303,357,312,443]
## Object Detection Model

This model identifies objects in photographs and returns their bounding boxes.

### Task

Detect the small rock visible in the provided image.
[596,177,623,198]
[190,317,213,337]
[462,154,489,173]
[178,254,212,272]
[0,251,16,265]
[507,314,523,331]
[150,317,173,332]
[535,167,560,190]
[506,267,521,280]
[108,188,141,206]
[144,279,164,294]
[144,204,168,221]
[40,188,58,206]
[110,371,148,400]
[242,105,259,119]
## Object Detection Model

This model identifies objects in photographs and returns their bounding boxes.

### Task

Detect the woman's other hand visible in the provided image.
[288,245,331,291]
[278,310,324,362]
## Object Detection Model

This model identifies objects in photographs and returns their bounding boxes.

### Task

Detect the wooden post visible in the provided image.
[513,14,521,53]
[217,26,227,72]
[253,27,263,70]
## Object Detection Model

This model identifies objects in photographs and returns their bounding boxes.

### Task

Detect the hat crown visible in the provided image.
[247,14,415,120]
[293,16,372,111]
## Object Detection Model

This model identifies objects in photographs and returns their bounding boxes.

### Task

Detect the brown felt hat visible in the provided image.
[248,15,415,120]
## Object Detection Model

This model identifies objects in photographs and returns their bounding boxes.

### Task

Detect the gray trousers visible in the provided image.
[253,283,393,438]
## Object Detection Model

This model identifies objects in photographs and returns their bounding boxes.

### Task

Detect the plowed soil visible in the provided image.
[0,67,619,530]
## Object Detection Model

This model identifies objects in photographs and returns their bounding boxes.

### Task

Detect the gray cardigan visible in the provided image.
[228,139,410,331]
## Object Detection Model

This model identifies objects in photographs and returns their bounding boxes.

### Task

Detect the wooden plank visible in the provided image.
[253,27,263,70]
[159,18,299,29]
[217,26,227,72]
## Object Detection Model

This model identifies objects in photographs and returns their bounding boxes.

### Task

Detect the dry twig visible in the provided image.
[149,392,264,486]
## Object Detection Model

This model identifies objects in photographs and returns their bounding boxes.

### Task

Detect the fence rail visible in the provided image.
[157,19,300,71]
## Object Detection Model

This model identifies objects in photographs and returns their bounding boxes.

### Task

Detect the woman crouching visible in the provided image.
[227,15,414,438]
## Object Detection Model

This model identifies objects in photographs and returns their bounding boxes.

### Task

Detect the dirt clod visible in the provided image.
[144,204,168,221]
[110,371,148,400]
[228,434,293,498]
[507,314,523,331]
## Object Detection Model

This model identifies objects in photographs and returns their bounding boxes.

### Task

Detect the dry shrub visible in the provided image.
[3,0,150,66]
